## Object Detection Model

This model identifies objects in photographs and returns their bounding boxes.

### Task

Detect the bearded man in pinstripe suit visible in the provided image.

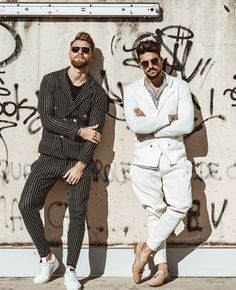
[19,32,107,290]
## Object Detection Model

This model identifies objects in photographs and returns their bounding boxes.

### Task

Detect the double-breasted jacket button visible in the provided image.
[83,114,87,118]
[60,135,64,139]
[63,117,67,121]
[73,119,77,123]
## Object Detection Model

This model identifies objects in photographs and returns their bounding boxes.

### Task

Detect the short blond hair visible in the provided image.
[70,32,95,53]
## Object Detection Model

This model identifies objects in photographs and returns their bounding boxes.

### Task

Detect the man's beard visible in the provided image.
[145,68,162,80]
[71,57,89,69]
[145,70,159,80]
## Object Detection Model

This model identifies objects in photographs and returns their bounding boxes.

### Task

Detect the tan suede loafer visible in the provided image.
[132,242,148,284]
[148,269,171,287]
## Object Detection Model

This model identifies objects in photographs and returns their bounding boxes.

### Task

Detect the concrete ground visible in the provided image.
[1,277,236,290]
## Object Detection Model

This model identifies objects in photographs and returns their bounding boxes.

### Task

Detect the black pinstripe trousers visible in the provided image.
[19,154,92,268]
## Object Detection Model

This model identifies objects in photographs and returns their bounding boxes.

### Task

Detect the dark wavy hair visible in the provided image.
[136,40,161,61]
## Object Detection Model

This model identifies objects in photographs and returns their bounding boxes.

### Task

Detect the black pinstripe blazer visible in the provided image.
[37,67,108,165]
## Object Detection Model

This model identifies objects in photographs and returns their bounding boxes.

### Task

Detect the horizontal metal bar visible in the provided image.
[0,2,160,17]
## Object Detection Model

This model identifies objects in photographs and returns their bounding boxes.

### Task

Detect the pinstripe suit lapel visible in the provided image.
[66,75,95,116]
[58,68,74,105]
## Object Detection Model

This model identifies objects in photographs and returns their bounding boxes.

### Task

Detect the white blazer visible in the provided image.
[124,73,194,166]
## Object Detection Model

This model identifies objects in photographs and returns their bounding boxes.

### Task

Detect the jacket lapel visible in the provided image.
[134,77,157,115]
[58,67,74,105]
[136,75,175,115]
[156,74,175,114]
[139,85,157,114]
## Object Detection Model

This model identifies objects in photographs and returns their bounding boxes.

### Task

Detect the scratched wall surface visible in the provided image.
[1,0,236,247]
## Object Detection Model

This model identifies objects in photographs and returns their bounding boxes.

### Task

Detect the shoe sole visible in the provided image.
[148,273,171,287]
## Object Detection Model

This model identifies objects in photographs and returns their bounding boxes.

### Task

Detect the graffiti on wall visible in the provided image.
[223,74,236,106]
[0,193,228,232]
[0,23,228,151]
[0,23,39,183]
[0,22,234,243]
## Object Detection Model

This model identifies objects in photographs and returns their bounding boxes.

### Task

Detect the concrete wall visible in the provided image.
[1,0,236,250]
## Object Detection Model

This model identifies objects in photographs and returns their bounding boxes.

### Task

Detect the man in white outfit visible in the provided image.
[124,40,194,286]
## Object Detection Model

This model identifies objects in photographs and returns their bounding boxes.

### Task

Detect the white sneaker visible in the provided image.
[64,268,82,290]
[33,253,60,284]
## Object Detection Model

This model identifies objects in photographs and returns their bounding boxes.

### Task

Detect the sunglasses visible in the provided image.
[141,57,159,69]
[71,46,90,54]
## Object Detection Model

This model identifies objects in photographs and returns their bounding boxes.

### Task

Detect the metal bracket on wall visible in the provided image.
[0,2,160,17]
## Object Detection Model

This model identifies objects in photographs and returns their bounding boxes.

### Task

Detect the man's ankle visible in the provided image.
[66,265,75,271]
[158,262,168,272]
[141,243,154,261]
[47,252,52,260]
[41,252,52,262]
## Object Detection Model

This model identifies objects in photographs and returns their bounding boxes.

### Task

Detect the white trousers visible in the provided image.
[130,154,192,264]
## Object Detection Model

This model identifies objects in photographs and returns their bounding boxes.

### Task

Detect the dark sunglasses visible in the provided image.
[141,57,159,69]
[71,46,90,54]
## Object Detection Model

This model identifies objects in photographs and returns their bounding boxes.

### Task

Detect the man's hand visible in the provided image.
[79,124,101,144]
[63,161,86,185]
[168,114,178,123]
[134,108,145,117]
